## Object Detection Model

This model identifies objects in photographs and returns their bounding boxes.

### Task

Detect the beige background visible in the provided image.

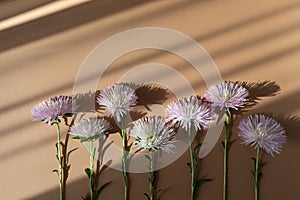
[1,0,300,199]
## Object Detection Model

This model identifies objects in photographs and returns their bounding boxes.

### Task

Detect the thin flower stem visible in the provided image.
[89,141,95,200]
[121,120,128,200]
[223,111,231,200]
[55,120,63,200]
[188,124,195,200]
[149,150,155,200]
[254,147,261,200]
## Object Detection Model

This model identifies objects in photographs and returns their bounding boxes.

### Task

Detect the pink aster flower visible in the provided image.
[69,117,111,141]
[31,96,77,125]
[131,116,176,153]
[166,96,213,132]
[238,114,286,156]
[97,83,138,122]
[204,81,249,111]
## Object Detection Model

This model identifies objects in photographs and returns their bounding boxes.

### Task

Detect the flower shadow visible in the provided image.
[235,80,281,114]
[73,90,102,113]
[135,83,169,111]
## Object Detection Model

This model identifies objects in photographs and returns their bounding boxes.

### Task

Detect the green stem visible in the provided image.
[223,111,231,200]
[121,120,128,200]
[55,121,63,200]
[149,150,155,200]
[254,147,261,200]
[188,124,195,200]
[89,141,95,200]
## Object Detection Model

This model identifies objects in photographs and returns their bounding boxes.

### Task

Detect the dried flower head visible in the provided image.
[97,83,138,122]
[166,96,213,132]
[204,81,249,111]
[69,117,111,142]
[238,114,286,156]
[131,116,176,153]
[31,96,77,125]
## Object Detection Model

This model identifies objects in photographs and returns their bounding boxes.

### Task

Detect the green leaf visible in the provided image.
[194,178,211,189]
[221,141,225,148]
[84,168,94,179]
[224,121,229,129]
[55,142,60,150]
[194,143,202,152]
[72,136,81,140]
[94,181,111,199]
[192,152,198,161]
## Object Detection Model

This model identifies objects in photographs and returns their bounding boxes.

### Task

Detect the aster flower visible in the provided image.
[238,114,286,200]
[69,117,111,142]
[131,116,176,200]
[97,83,138,122]
[97,83,138,200]
[204,81,248,200]
[166,96,213,200]
[204,81,249,111]
[131,116,176,153]
[166,96,213,132]
[31,95,78,200]
[69,117,111,200]
[31,95,77,125]
[238,114,286,156]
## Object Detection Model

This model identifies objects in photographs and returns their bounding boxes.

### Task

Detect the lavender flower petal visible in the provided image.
[31,96,77,125]
[166,96,214,132]
[204,81,249,111]
[238,114,287,156]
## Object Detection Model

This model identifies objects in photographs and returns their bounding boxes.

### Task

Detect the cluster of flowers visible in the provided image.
[32,81,286,200]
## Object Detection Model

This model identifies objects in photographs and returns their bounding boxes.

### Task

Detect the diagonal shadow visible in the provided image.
[1,0,298,75]
[0,0,151,52]
[0,1,298,118]
[255,88,300,115]
[0,0,52,21]
[195,1,300,42]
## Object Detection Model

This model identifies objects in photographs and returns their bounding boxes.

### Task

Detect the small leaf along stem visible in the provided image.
[55,119,63,200]
[121,120,128,200]
[188,123,195,200]
[254,147,261,200]
[223,110,231,200]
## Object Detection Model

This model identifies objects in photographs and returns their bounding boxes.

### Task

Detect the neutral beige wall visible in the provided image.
[1,0,300,199]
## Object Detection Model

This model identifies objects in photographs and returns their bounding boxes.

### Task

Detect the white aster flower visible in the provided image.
[69,117,111,141]
[131,116,176,153]
[166,96,213,132]
[97,83,138,122]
